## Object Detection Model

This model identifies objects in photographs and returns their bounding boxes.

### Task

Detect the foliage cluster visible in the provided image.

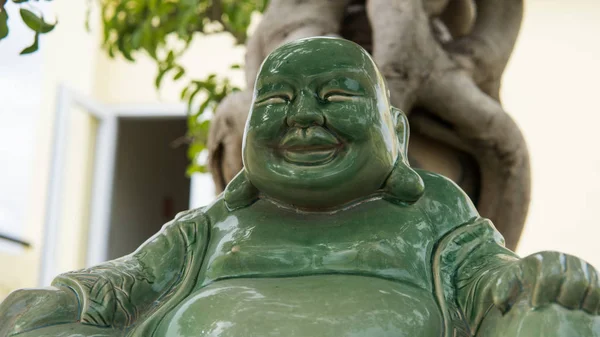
[0,0,57,54]
[1,0,268,174]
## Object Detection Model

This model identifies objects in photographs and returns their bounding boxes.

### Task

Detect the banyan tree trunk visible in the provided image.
[207,0,530,251]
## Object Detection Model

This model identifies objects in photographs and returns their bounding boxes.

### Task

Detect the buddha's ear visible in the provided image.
[224,169,259,210]
[382,107,424,205]
[391,107,410,160]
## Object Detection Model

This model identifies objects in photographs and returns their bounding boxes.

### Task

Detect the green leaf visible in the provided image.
[166,50,175,63]
[155,64,173,88]
[187,143,206,158]
[196,119,211,137]
[173,66,185,80]
[186,85,202,110]
[186,164,207,176]
[20,8,56,33]
[155,70,167,88]
[117,35,135,61]
[180,85,190,100]
[107,44,115,58]
[196,98,211,119]
[141,21,154,57]
[20,31,39,54]
[0,9,8,41]
[131,27,143,49]
[12,0,29,3]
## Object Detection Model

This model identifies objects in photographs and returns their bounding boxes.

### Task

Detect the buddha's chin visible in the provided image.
[259,167,381,210]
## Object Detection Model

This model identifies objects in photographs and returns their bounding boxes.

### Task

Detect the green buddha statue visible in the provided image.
[1,37,599,337]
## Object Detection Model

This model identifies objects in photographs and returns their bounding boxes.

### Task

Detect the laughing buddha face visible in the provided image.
[242,37,406,209]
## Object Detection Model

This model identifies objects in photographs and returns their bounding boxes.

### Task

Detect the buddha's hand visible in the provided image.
[0,286,80,336]
[491,251,600,315]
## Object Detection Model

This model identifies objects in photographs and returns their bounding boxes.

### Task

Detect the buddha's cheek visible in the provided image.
[246,106,287,142]
[323,102,378,142]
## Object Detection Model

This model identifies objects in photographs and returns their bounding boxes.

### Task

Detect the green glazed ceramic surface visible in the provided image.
[156,276,442,337]
[1,37,599,337]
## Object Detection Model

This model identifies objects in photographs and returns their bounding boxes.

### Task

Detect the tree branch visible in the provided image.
[444,0,523,99]
[418,68,530,249]
[244,0,351,88]
[207,90,251,192]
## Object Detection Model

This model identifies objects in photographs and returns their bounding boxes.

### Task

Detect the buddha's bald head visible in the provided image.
[241,37,415,209]
[258,38,387,95]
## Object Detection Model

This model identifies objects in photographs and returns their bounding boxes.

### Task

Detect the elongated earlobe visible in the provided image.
[382,107,424,204]
[224,169,259,210]
[382,157,425,205]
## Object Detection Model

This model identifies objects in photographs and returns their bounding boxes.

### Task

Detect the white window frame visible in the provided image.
[40,85,194,286]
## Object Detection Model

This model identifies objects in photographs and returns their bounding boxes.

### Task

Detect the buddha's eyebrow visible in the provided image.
[255,80,296,97]
[256,76,298,88]
[316,76,373,96]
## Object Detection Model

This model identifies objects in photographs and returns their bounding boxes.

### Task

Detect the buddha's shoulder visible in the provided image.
[153,197,230,244]
[178,195,240,225]
[163,197,227,231]
[414,169,480,231]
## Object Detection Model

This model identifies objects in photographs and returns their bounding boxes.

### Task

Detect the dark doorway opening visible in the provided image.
[107,117,190,260]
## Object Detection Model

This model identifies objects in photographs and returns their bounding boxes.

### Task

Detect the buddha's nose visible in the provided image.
[286,91,325,127]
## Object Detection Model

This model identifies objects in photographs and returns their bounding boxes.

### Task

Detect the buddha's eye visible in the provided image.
[255,94,291,106]
[323,90,360,102]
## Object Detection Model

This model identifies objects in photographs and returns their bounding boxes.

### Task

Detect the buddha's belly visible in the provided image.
[155,275,443,337]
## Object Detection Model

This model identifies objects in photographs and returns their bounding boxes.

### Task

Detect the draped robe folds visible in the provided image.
[46,171,518,337]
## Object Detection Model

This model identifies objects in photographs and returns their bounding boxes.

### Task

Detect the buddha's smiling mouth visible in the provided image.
[282,147,340,165]
[279,127,343,165]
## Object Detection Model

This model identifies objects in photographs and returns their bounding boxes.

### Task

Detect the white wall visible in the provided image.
[94,34,246,105]
[0,3,44,255]
[0,0,103,298]
[503,0,600,265]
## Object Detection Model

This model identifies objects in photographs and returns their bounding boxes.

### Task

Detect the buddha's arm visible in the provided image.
[52,209,208,329]
[0,209,208,335]
[441,218,600,335]
[434,217,519,335]
[451,219,519,331]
